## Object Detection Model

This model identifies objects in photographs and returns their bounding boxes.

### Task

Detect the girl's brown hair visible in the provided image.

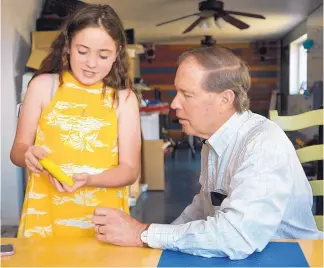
[32,4,131,102]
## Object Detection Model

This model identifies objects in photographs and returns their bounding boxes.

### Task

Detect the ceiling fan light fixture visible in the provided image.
[156,0,266,34]
[215,17,225,29]
[199,19,211,29]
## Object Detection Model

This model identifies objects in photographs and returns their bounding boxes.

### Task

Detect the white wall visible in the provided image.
[307,5,323,86]
[286,5,323,140]
[1,0,43,225]
[282,20,307,47]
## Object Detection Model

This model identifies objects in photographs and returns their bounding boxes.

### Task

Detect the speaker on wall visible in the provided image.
[125,29,134,44]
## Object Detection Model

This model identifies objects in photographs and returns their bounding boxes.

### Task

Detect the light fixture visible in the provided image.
[199,19,211,29]
[199,16,215,30]
[215,17,226,29]
[144,44,155,63]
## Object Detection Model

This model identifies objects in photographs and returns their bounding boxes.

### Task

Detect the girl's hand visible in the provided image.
[45,171,89,194]
[55,173,90,193]
[45,171,68,193]
[70,173,90,192]
[25,145,47,174]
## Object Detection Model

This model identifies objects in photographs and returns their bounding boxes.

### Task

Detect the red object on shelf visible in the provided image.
[140,104,170,113]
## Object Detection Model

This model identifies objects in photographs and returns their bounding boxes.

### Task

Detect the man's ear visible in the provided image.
[221,89,235,107]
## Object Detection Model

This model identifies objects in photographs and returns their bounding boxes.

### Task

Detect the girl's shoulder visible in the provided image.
[118,89,137,104]
[27,73,59,107]
[116,89,139,117]
[28,73,58,93]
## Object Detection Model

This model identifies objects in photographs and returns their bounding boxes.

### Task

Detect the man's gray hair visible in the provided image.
[178,46,251,113]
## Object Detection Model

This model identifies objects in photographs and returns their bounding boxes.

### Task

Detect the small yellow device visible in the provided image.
[39,158,74,186]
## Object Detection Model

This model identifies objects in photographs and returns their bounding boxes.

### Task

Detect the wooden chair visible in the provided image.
[269,109,323,231]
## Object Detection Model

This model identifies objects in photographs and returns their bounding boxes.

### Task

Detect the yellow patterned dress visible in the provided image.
[18,71,129,238]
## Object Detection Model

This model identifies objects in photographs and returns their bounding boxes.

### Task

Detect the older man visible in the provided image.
[92,46,322,260]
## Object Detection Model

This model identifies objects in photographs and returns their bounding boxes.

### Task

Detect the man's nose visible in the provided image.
[170,93,180,110]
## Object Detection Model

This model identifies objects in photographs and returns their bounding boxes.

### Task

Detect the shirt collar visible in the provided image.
[206,111,250,156]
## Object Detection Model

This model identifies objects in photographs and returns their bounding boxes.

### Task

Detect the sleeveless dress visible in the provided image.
[18,71,129,238]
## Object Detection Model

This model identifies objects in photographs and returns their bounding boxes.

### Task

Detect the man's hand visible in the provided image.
[92,207,149,247]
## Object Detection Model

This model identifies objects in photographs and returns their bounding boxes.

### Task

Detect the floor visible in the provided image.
[131,147,201,224]
[1,147,201,237]
[1,225,18,238]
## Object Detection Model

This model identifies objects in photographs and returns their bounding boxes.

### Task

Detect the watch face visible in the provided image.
[141,231,148,243]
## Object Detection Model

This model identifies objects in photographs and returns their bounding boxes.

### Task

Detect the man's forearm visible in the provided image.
[146,212,260,260]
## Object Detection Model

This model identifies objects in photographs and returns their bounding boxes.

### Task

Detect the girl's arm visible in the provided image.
[10,74,53,168]
[88,89,141,188]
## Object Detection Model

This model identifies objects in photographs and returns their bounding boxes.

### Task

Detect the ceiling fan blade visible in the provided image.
[182,17,205,34]
[225,11,265,19]
[220,12,249,30]
[157,13,201,26]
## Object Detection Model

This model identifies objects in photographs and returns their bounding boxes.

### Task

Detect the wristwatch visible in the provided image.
[140,226,149,248]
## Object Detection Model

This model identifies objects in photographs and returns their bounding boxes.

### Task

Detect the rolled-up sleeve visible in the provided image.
[147,138,293,260]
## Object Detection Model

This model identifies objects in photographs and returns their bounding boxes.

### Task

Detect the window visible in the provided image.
[289,34,308,95]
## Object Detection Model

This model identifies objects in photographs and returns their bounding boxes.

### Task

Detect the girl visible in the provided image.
[10,4,141,237]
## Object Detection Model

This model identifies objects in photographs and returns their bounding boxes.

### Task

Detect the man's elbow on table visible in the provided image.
[174,235,265,260]
[171,236,260,260]
[166,216,272,260]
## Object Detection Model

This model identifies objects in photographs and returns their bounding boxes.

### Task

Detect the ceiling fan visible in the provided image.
[156,0,266,34]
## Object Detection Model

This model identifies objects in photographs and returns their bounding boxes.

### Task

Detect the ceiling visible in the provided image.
[84,0,323,44]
